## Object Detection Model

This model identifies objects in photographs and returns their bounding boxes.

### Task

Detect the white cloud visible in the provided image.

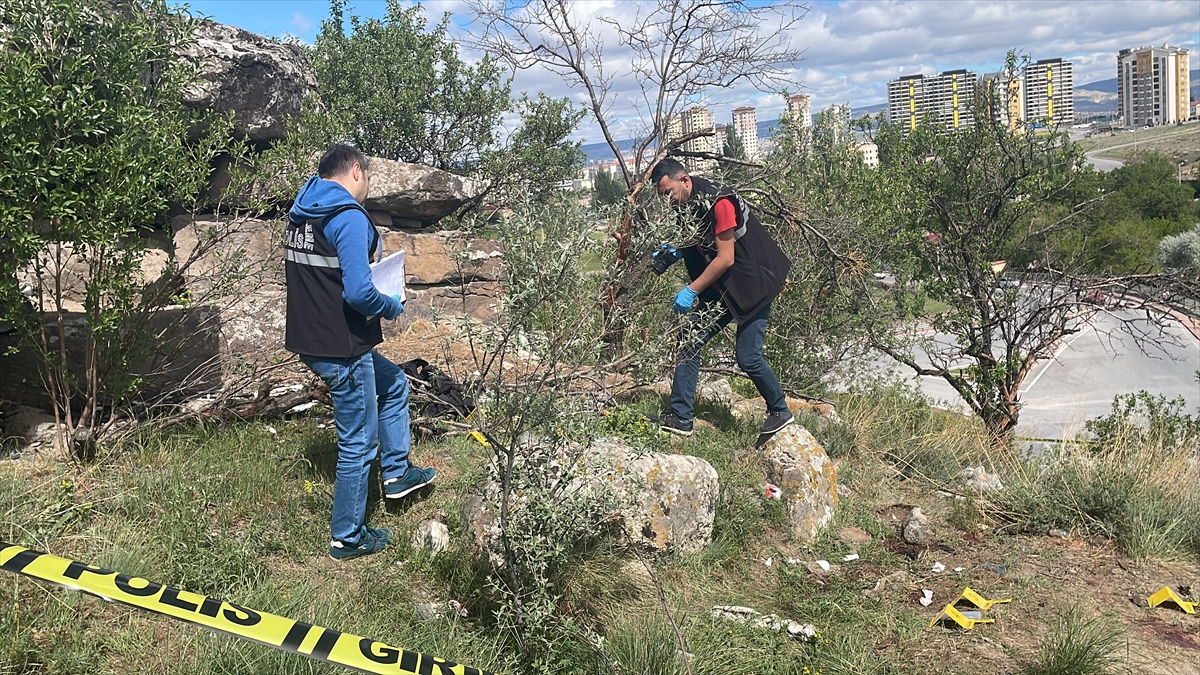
[196,0,1199,144]
[292,11,313,34]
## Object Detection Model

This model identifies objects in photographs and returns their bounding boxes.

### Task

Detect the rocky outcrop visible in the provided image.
[759,425,838,543]
[733,395,841,424]
[590,439,720,554]
[180,20,317,143]
[364,158,489,225]
[379,230,503,328]
[464,439,720,558]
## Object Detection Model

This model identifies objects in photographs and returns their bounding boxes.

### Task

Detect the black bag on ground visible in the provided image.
[398,358,475,419]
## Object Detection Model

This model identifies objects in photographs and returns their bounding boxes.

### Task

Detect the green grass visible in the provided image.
[4,381,1194,674]
[1021,609,1126,675]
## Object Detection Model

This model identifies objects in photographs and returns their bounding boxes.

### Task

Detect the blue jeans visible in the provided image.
[668,301,787,423]
[301,350,411,544]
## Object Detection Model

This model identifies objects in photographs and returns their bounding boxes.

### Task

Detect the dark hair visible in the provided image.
[650,158,688,183]
[318,144,370,179]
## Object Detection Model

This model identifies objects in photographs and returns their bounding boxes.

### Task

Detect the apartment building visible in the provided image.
[731,106,759,160]
[1118,44,1191,126]
[679,106,716,173]
[784,93,813,128]
[981,71,1025,130]
[887,70,976,131]
[1023,58,1074,126]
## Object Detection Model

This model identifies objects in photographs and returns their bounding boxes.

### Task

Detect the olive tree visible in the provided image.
[0,0,240,454]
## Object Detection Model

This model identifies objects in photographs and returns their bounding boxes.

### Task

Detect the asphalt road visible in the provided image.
[1079,127,1198,172]
[879,309,1200,442]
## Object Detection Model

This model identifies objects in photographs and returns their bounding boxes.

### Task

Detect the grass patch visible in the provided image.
[1021,609,1126,675]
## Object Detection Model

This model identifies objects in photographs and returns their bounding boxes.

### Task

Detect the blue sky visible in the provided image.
[181,0,1200,142]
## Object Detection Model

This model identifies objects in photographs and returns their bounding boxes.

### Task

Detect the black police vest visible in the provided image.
[284,204,383,358]
[679,177,791,324]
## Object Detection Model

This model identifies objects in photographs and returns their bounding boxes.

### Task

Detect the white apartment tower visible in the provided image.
[731,106,759,160]
[1118,44,1191,126]
[1023,58,1074,126]
[679,106,716,173]
[785,94,812,128]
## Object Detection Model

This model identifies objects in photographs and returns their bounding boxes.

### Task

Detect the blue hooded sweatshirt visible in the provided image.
[290,176,401,321]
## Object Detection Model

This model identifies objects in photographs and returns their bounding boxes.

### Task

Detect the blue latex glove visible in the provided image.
[383,293,404,320]
[673,286,698,314]
[651,244,681,275]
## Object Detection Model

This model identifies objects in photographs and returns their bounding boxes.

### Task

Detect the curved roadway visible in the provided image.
[882,309,1200,442]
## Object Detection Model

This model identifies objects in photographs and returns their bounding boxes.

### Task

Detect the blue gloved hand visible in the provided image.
[673,286,697,314]
[651,244,681,276]
[383,293,404,320]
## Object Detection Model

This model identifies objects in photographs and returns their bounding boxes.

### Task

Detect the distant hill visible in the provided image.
[1078,68,1199,99]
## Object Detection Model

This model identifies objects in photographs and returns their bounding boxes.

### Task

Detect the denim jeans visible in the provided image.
[668,301,787,422]
[301,350,411,544]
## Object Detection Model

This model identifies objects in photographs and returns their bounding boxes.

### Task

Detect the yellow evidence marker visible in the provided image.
[929,604,994,630]
[953,587,1012,611]
[1146,587,1197,614]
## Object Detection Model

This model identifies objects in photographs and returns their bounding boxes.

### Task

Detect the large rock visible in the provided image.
[180,21,317,143]
[759,425,838,543]
[464,439,720,558]
[364,158,488,225]
[733,396,840,424]
[590,440,720,554]
[168,217,503,360]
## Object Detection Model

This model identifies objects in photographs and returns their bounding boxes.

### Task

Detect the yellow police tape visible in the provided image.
[0,541,495,675]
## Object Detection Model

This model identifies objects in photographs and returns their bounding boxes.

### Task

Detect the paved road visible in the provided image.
[879,309,1200,441]
[1081,127,1197,172]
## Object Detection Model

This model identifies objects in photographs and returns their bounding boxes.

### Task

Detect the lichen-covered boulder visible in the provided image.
[180,20,317,143]
[590,440,720,554]
[364,158,488,225]
[733,396,841,424]
[463,439,720,558]
[759,425,837,542]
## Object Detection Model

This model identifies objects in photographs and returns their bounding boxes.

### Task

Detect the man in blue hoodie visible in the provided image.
[285,144,436,560]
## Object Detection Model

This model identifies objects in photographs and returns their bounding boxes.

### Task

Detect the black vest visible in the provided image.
[284,204,383,358]
[680,177,791,324]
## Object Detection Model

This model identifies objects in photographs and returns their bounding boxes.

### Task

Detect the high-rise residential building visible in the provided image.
[679,106,716,173]
[784,94,812,128]
[665,114,683,145]
[981,71,1025,130]
[887,70,976,131]
[856,142,879,168]
[929,69,976,129]
[1118,44,1191,127]
[1023,58,1074,126]
[731,106,759,160]
[887,74,931,132]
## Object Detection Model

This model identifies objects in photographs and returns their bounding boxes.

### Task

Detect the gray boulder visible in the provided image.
[759,425,838,543]
[364,158,488,225]
[901,507,933,544]
[464,438,720,558]
[589,439,720,554]
[180,20,317,143]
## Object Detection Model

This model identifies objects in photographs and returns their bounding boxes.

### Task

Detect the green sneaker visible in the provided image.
[384,466,437,500]
[328,526,392,560]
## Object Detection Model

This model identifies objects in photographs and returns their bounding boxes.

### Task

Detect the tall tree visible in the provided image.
[718,125,747,180]
[311,0,585,205]
[0,0,237,451]
[313,0,510,170]
[592,169,626,207]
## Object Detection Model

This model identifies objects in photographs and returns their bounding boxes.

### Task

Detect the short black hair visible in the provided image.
[650,158,688,184]
[318,144,370,179]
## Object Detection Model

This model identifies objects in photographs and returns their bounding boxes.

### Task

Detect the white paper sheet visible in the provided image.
[370,249,406,302]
